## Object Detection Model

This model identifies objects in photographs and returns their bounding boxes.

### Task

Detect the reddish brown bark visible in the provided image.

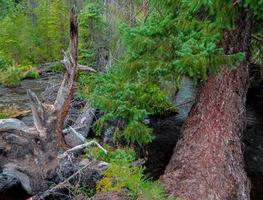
[142,0,148,18]
[55,8,79,148]
[162,11,251,200]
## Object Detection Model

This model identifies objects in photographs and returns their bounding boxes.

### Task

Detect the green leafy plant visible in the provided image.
[88,147,176,200]
[0,54,9,70]
[24,70,40,79]
[79,67,175,144]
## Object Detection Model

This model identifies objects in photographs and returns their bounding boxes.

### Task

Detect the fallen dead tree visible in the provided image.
[0,8,101,199]
[64,102,96,147]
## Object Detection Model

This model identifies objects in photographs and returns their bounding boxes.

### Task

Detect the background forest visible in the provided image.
[0,0,263,200]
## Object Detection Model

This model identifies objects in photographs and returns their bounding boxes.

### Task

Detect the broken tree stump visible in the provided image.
[0,8,97,198]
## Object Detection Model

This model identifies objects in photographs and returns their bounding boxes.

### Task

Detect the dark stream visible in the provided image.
[244,85,263,200]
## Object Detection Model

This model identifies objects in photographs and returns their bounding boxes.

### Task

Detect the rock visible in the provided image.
[0,173,20,193]
[3,166,32,194]
[173,77,196,125]
[0,118,29,132]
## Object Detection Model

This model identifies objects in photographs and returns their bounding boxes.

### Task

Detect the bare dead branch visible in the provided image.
[78,64,97,73]
[69,126,86,143]
[27,90,47,137]
[60,140,108,159]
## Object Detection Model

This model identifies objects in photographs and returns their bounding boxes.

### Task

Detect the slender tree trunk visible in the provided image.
[142,0,148,18]
[129,0,135,27]
[162,11,251,200]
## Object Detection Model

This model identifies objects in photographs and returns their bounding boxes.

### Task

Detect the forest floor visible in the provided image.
[0,69,263,200]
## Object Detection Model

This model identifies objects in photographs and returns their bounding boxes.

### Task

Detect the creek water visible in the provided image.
[0,72,62,125]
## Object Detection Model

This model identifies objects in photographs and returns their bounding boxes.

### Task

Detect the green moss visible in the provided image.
[0,112,7,119]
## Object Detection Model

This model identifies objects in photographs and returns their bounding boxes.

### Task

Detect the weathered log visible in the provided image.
[64,102,95,136]
[162,11,251,200]
[37,61,96,74]
[60,140,108,159]
[63,102,95,147]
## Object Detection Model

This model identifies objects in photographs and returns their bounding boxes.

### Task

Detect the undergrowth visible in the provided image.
[77,0,246,145]
[0,66,24,87]
[84,146,176,200]
[0,65,40,87]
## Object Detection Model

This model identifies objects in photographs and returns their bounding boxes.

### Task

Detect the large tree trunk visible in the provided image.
[162,11,251,200]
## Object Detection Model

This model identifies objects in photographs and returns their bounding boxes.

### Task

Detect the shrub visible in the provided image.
[24,70,40,79]
[47,63,64,73]
[73,187,96,198]
[78,69,175,145]
[0,66,23,87]
[18,65,40,79]
[86,147,176,200]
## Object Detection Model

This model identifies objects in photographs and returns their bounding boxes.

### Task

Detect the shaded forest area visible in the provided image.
[0,0,262,200]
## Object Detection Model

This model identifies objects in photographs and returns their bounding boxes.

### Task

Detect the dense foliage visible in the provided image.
[85,146,176,200]
[78,1,105,67]
[79,0,247,144]
[0,0,69,65]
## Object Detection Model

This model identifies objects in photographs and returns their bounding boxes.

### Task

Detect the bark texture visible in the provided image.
[162,11,251,200]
